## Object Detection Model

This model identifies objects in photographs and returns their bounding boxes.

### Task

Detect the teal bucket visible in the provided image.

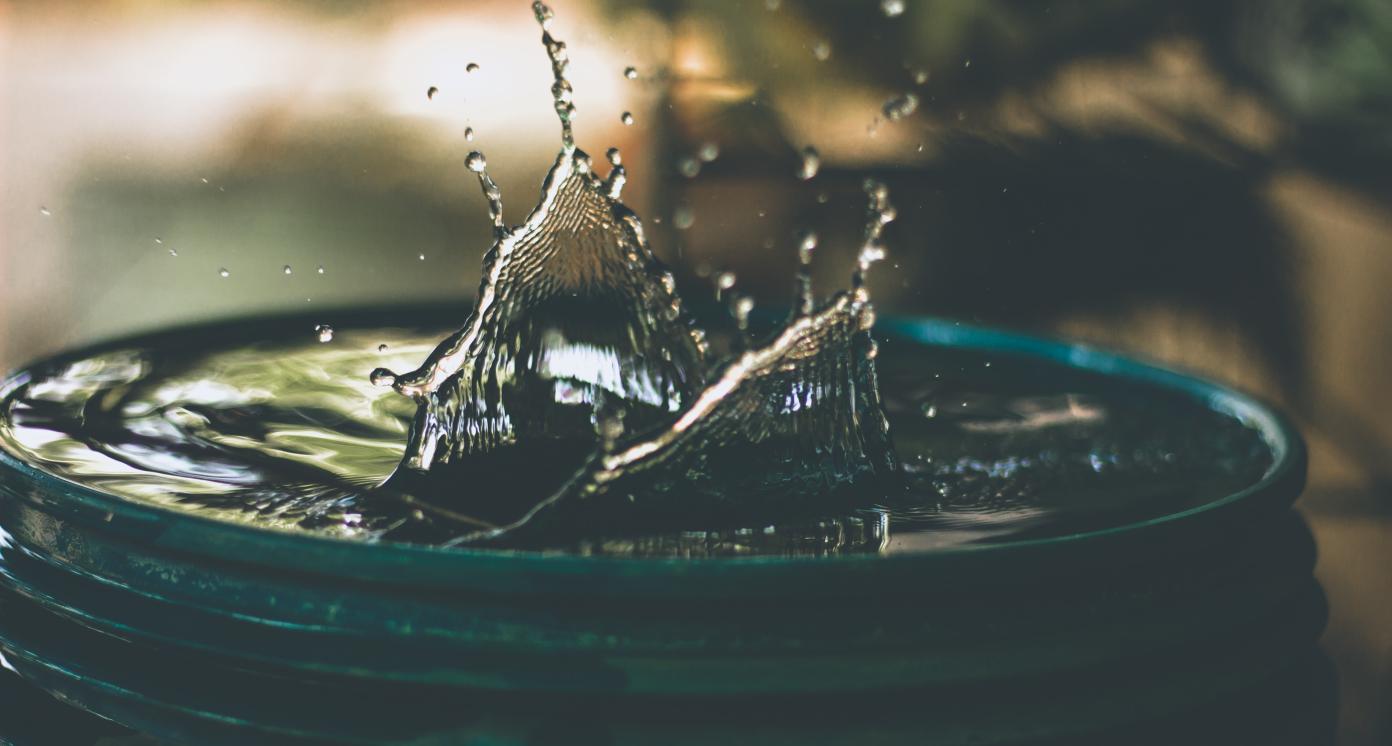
[0,308,1327,745]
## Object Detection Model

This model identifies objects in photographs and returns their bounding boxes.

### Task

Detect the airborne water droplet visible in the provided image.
[154,237,163,245]
[673,204,695,230]
[605,147,622,166]
[283,265,293,275]
[698,142,720,162]
[218,268,230,278]
[316,265,326,275]
[620,111,634,126]
[623,66,638,80]
[466,62,480,74]
[812,41,831,62]
[418,253,426,261]
[913,69,930,85]
[427,86,439,100]
[883,93,919,121]
[881,0,905,17]
[466,151,487,172]
[798,146,821,180]
[315,324,334,343]
[168,248,178,257]
[678,157,701,178]
[378,343,390,353]
[465,127,475,142]
[38,206,51,216]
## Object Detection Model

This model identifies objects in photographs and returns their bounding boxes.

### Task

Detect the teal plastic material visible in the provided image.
[0,309,1323,745]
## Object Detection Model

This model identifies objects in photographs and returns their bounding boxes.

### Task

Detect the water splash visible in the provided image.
[366,2,899,543]
[447,181,900,546]
[374,3,707,516]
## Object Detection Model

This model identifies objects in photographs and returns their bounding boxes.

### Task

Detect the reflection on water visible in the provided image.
[1,314,1273,555]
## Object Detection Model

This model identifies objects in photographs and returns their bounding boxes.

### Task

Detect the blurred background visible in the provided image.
[1,0,1389,742]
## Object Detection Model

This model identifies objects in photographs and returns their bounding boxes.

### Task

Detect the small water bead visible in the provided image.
[764,0,781,10]
[378,343,390,353]
[466,62,480,74]
[315,324,334,343]
[418,253,426,261]
[605,147,622,166]
[200,177,209,184]
[698,142,720,162]
[673,204,695,230]
[620,111,634,126]
[883,92,919,121]
[798,230,818,264]
[465,151,487,172]
[677,157,701,178]
[913,69,930,85]
[812,41,831,62]
[532,0,555,29]
[881,0,906,17]
[168,248,178,257]
[623,66,638,80]
[39,206,51,216]
[427,86,439,100]
[283,265,293,275]
[316,265,326,275]
[797,146,821,180]
[964,59,972,69]
[714,271,737,293]
[465,127,475,142]
[154,237,163,244]
[218,268,231,278]
[732,296,755,331]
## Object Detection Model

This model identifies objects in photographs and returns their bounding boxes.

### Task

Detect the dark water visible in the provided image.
[0,315,1273,557]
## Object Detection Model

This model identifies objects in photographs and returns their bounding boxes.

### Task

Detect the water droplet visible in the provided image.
[283,265,293,275]
[714,271,736,291]
[673,204,695,230]
[316,265,326,275]
[465,127,475,142]
[466,62,480,74]
[677,157,701,178]
[315,324,334,343]
[913,69,930,85]
[418,253,426,261]
[168,248,178,257]
[881,0,905,17]
[465,151,487,172]
[623,66,638,80]
[964,59,972,69]
[812,41,831,62]
[620,111,634,126]
[154,237,163,244]
[218,268,230,278]
[698,142,720,162]
[732,296,755,330]
[370,367,396,387]
[797,146,821,180]
[38,206,51,216]
[200,177,209,184]
[798,230,818,263]
[882,93,919,121]
[765,0,781,10]
[816,192,829,204]
[378,343,390,353]
[605,147,622,166]
[427,86,439,100]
